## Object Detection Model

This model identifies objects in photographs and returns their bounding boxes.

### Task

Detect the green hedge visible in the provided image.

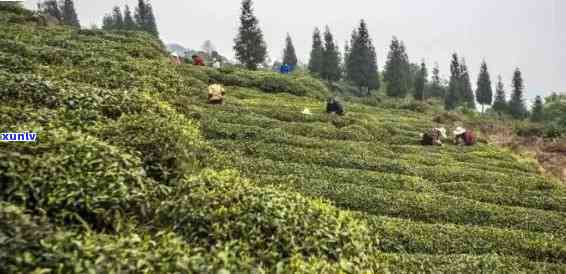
[97,102,211,183]
[0,128,154,231]
[380,253,566,273]
[153,169,377,268]
[177,65,331,99]
[369,216,566,263]
[280,178,566,237]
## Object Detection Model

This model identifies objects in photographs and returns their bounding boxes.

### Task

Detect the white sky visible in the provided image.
[24,0,565,102]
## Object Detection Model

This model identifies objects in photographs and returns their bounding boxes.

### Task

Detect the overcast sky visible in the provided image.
[25,0,565,102]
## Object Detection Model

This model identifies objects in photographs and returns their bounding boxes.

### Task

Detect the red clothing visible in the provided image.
[193,56,205,66]
[459,131,476,146]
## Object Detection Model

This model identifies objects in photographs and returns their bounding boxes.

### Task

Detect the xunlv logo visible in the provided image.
[1,132,38,142]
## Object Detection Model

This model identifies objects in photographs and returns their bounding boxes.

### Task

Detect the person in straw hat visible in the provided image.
[453,126,476,146]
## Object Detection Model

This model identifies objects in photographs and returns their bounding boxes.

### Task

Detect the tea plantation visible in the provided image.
[2,5,566,273]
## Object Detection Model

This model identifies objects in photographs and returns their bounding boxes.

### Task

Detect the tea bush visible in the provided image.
[154,169,377,268]
[369,215,566,263]
[3,4,566,271]
[0,128,154,231]
[97,103,211,183]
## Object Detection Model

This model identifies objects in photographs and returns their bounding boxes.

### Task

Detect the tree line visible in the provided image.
[233,0,542,119]
[36,0,544,121]
[101,0,159,37]
[38,0,80,28]
[38,0,159,37]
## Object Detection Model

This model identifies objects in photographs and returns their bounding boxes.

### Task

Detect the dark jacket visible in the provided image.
[326,98,344,115]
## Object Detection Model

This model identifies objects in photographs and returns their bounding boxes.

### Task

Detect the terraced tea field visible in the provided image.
[191,86,566,269]
[2,4,566,272]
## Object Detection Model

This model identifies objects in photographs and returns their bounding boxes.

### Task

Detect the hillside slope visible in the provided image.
[2,5,566,273]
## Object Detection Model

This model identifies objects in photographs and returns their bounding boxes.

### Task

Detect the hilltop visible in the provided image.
[2,5,566,273]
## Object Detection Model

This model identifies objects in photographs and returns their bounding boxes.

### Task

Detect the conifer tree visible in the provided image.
[102,14,114,30]
[123,5,136,30]
[346,20,379,94]
[282,33,298,70]
[476,61,493,113]
[343,40,351,79]
[530,95,544,122]
[41,0,62,21]
[414,61,428,101]
[383,37,410,97]
[492,75,508,114]
[144,2,158,36]
[61,0,80,27]
[509,68,528,119]
[134,0,147,29]
[308,28,324,76]
[111,6,123,29]
[460,60,475,109]
[134,0,159,37]
[233,0,267,70]
[429,62,444,98]
[445,53,461,110]
[321,26,342,82]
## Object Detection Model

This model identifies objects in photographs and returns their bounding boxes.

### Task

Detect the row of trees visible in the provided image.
[233,0,380,94]
[38,0,80,28]
[101,0,159,37]
[232,0,539,120]
[306,27,341,82]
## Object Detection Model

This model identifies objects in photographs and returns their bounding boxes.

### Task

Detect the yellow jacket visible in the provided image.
[208,84,225,102]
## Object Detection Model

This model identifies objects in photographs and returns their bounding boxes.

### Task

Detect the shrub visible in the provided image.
[516,124,545,137]
[154,169,377,267]
[544,122,566,138]
[400,101,430,113]
[98,105,210,183]
[433,111,463,124]
[0,128,154,231]
[0,71,60,108]
[0,202,53,274]
[370,215,566,263]
[381,253,566,273]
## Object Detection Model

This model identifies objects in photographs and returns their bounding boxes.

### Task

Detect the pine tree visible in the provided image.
[123,5,136,30]
[308,28,324,76]
[414,61,428,101]
[492,75,508,114]
[41,0,62,21]
[134,0,159,36]
[530,95,544,122]
[429,62,444,98]
[343,40,350,79]
[383,37,410,98]
[111,6,123,29]
[476,61,493,113]
[321,26,341,82]
[346,20,379,94]
[509,68,528,119]
[145,2,159,37]
[233,0,267,70]
[134,0,147,29]
[445,53,460,110]
[459,60,475,109]
[61,0,80,27]
[102,14,114,30]
[282,33,298,70]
